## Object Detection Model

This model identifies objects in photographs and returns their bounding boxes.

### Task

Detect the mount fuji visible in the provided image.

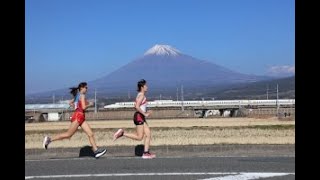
[27,44,271,99]
[89,44,269,94]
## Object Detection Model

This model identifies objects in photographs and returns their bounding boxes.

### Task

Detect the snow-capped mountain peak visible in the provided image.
[144,44,181,56]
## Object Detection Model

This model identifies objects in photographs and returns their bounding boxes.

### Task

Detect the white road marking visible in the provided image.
[198,172,294,180]
[25,172,295,179]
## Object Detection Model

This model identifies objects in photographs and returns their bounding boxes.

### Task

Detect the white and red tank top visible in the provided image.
[74,93,84,112]
[135,92,147,113]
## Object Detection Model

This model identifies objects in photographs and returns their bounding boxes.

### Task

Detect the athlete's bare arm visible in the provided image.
[135,94,151,117]
[69,98,75,108]
[80,94,93,110]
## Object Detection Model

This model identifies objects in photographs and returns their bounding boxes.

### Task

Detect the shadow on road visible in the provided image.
[79,144,144,157]
[135,144,144,156]
[79,146,94,158]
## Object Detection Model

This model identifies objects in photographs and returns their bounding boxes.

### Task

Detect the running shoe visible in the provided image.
[94,148,107,159]
[142,152,156,159]
[113,129,124,141]
[43,136,51,150]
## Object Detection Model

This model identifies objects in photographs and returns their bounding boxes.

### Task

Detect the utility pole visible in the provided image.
[176,87,179,101]
[128,90,131,100]
[160,94,162,100]
[53,94,55,104]
[266,84,269,100]
[276,84,279,116]
[94,89,97,113]
[181,85,184,111]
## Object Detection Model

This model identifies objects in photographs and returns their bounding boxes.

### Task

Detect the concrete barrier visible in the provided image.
[62,109,195,120]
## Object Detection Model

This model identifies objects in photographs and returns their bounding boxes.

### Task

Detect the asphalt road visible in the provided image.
[25,156,295,180]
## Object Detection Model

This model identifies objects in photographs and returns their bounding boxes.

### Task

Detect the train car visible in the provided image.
[104,99,295,109]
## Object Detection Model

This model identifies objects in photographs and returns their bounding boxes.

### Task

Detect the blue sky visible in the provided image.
[26,0,295,94]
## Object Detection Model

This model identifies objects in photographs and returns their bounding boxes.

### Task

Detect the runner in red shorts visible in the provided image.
[113,79,156,159]
[42,82,107,159]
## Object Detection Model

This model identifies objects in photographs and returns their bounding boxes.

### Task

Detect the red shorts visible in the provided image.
[70,111,85,125]
[133,112,146,125]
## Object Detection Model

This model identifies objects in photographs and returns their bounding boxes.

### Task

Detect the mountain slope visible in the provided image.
[26,44,273,101]
[201,76,295,100]
[90,44,270,93]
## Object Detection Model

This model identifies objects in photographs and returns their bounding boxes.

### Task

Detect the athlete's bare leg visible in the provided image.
[123,125,144,141]
[143,123,151,152]
[51,121,79,141]
[80,121,98,152]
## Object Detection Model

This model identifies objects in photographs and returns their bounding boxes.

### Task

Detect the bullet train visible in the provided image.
[104,99,295,109]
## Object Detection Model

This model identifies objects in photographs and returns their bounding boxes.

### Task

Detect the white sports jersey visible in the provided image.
[135,92,147,113]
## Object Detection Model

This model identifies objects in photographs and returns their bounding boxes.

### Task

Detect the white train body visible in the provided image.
[104,99,295,109]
